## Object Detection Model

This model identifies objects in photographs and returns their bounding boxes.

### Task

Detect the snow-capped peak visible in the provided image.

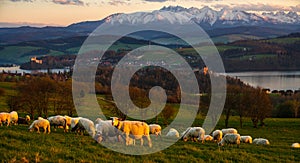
[104,6,300,27]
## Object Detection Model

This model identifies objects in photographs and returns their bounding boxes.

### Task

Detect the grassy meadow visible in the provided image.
[0,117,300,162]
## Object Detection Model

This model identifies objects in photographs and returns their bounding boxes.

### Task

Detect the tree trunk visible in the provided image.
[252,118,258,128]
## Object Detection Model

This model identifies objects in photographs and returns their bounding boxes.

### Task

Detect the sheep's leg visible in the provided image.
[43,127,47,134]
[140,137,144,146]
[125,134,130,146]
[145,135,152,148]
[36,127,40,134]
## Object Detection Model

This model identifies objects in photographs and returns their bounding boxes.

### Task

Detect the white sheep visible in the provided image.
[291,143,300,148]
[253,138,270,145]
[149,124,162,137]
[240,136,252,144]
[111,117,152,147]
[212,129,223,142]
[9,111,18,125]
[70,117,81,130]
[166,128,180,138]
[0,112,11,126]
[72,117,96,137]
[28,119,51,134]
[64,115,72,128]
[218,133,241,147]
[204,135,214,142]
[181,127,205,143]
[221,128,238,135]
[94,118,120,143]
[47,115,68,132]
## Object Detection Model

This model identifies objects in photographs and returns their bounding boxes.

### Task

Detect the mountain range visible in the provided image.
[0,6,299,45]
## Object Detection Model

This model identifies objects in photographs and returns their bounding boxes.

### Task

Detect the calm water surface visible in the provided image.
[226,71,300,91]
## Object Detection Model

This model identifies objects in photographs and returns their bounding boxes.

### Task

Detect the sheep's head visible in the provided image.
[25,115,30,122]
[94,134,103,143]
[111,117,120,127]
[218,142,224,146]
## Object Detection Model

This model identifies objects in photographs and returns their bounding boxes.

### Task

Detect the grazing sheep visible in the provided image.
[149,124,162,137]
[47,115,67,132]
[212,130,223,142]
[253,138,270,145]
[94,118,120,143]
[9,111,18,125]
[181,127,205,143]
[72,117,96,137]
[28,119,51,134]
[70,117,81,130]
[111,117,152,147]
[166,128,180,138]
[204,135,214,142]
[291,143,300,148]
[221,128,238,135]
[0,112,11,126]
[38,117,45,120]
[64,115,72,128]
[18,115,31,125]
[218,133,241,147]
[240,136,253,144]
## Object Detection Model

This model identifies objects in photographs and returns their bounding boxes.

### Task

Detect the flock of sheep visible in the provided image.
[1,111,300,149]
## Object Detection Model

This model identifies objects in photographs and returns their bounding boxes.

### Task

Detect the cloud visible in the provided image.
[52,0,84,5]
[107,0,130,6]
[9,0,34,2]
[144,0,168,2]
[213,3,298,12]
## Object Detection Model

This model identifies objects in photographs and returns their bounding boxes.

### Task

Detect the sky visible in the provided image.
[0,0,300,27]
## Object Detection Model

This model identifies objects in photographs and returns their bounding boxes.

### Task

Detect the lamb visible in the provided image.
[94,118,120,143]
[204,135,214,142]
[221,128,238,135]
[212,129,223,142]
[181,127,205,143]
[111,117,152,147]
[17,115,31,125]
[253,138,270,145]
[28,119,51,134]
[291,143,300,148]
[0,112,11,126]
[218,133,241,147]
[240,136,253,144]
[72,117,96,137]
[9,111,18,125]
[149,124,162,137]
[47,115,67,132]
[166,128,180,138]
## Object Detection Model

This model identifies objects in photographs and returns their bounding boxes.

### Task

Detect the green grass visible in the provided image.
[0,116,299,162]
[238,54,277,60]
[0,46,41,64]
[267,37,300,44]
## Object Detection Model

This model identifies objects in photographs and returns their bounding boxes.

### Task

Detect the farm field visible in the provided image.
[0,116,299,162]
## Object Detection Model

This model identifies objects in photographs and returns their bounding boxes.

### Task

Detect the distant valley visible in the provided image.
[0,6,299,72]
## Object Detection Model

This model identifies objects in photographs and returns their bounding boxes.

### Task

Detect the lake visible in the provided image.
[0,66,70,74]
[226,71,300,91]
